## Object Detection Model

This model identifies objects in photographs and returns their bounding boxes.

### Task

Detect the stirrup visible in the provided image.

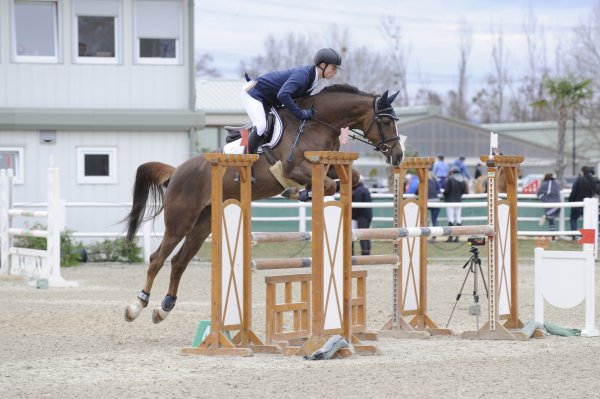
[233,172,256,184]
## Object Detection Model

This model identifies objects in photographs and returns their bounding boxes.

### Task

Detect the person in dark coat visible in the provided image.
[416,171,442,230]
[352,180,373,256]
[568,165,600,237]
[240,48,342,155]
[474,163,483,180]
[536,173,561,233]
[443,167,469,242]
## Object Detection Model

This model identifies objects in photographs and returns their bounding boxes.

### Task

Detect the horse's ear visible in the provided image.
[377,90,389,108]
[388,91,400,104]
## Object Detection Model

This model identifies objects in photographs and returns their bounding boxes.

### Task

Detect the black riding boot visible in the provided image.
[446,222,454,242]
[234,128,261,183]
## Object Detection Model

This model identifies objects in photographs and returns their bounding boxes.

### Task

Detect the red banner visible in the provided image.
[578,228,596,245]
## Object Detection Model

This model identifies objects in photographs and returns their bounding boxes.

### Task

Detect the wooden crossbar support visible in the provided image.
[264,270,371,346]
[181,153,280,356]
[379,155,524,340]
[287,151,376,356]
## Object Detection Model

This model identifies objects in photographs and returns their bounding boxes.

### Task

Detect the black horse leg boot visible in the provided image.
[246,129,261,183]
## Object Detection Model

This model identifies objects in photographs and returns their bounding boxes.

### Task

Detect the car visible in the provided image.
[517,174,544,193]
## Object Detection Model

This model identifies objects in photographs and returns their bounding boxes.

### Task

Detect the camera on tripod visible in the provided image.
[446,236,489,329]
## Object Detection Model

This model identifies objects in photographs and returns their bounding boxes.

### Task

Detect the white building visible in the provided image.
[0,0,202,244]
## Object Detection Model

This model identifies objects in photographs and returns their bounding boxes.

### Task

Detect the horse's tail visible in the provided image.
[123,162,175,244]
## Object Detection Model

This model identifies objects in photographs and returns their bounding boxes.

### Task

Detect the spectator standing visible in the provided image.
[536,173,561,235]
[452,156,471,180]
[417,171,442,238]
[432,155,450,189]
[406,173,419,194]
[443,167,469,242]
[568,165,600,239]
[474,163,483,180]
[352,179,373,255]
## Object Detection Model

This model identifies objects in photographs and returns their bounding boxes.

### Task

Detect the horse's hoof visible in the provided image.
[281,188,299,200]
[124,299,144,322]
[152,307,169,324]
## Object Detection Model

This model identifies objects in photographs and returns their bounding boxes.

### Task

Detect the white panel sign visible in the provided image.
[323,204,343,330]
[222,202,243,326]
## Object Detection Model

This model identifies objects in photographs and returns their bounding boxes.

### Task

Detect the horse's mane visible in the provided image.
[313,84,373,97]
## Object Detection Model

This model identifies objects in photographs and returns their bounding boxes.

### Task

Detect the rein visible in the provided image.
[310,95,400,154]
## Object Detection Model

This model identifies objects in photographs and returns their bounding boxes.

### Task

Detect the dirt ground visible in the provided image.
[1,259,600,399]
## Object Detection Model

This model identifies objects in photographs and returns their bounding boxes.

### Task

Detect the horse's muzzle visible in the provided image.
[388,151,404,166]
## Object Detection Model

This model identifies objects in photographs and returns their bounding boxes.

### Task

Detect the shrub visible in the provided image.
[85,238,143,263]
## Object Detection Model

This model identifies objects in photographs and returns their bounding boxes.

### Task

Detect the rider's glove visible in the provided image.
[299,109,315,120]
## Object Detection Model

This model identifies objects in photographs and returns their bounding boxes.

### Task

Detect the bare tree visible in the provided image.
[380,16,411,106]
[472,27,511,123]
[490,27,510,121]
[340,47,396,94]
[238,33,313,78]
[569,2,600,152]
[447,19,471,120]
[237,27,406,96]
[195,53,221,77]
[507,8,553,122]
[414,88,443,107]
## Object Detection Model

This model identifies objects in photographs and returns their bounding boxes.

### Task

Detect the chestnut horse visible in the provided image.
[473,166,521,193]
[122,85,405,323]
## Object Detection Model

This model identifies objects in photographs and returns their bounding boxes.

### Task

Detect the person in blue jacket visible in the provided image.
[240,48,342,155]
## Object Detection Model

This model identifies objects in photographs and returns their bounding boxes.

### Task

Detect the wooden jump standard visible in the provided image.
[379,155,524,340]
[292,151,376,355]
[181,153,279,356]
[183,151,375,356]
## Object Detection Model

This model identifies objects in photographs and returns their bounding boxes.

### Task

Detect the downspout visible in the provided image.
[187,0,203,158]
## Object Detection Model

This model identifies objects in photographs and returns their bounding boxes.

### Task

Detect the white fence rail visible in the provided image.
[0,167,77,287]
[8,193,597,264]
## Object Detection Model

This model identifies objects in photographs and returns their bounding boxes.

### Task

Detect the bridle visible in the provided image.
[312,95,401,156]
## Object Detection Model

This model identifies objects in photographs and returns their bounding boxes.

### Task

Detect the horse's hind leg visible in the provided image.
[152,208,211,323]
[124,230,185,322]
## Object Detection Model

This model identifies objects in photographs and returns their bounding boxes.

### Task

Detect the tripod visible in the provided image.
[446,246,489,329]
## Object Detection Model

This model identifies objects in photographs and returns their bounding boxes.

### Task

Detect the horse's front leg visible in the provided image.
[325,167,361,191]
[280,161,337,200]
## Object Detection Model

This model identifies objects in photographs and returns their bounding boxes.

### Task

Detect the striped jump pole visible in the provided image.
[181,153,278,356]
[253,254,400,270]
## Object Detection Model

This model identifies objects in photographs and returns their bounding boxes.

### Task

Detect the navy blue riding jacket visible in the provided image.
[247,65,317,120]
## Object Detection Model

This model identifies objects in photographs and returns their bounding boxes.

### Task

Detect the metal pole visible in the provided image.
[572,110,576,176]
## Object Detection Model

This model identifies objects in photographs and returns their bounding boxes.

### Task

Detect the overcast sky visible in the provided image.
[195,0,596,94]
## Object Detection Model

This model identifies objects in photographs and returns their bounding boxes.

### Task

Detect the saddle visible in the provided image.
[224,112,276,144]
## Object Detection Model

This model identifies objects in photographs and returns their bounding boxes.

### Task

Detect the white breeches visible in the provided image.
[446,207,462,224]
[241,89,267,136]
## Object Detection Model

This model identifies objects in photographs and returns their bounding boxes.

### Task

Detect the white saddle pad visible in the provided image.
[222,108,284,155]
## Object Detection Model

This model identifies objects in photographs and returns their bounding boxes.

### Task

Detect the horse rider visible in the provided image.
[240,48,343,157]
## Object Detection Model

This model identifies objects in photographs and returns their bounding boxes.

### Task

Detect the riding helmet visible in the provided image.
[314,48,343,68]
